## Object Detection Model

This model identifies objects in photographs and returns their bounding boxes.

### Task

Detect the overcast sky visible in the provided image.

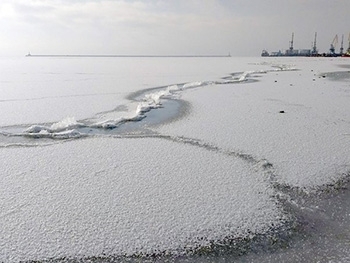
[0,0,349,56]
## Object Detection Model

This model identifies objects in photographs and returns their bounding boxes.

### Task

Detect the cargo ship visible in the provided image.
[262,33,350,57]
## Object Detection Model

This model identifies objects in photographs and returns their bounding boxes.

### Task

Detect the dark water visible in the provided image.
[238,178,350,263]
[321,70,350,82]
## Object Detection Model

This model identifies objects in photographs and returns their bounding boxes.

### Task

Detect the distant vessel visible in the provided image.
[262,32,349,57]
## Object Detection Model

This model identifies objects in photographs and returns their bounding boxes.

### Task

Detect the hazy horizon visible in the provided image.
[0,0,349,57]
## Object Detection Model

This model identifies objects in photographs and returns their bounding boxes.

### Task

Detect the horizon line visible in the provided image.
[25,53,231,58]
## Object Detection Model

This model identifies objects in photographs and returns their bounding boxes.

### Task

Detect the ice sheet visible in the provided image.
[155,58,350,190]
[0,137,282,262]
[0,56,349,262]
[0,57,268,126]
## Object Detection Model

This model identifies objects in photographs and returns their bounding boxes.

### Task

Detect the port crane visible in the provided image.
[329,34,338,55]
[311,32,318,56]
[340,35,344,55]
[289,32,294,53]
[261,32,350,57]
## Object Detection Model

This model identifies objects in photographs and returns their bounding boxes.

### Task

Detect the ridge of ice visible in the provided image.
[25,117,82,134]
[16,64,299,139]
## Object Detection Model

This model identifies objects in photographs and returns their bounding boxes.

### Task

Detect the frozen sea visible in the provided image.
[0,56,349,262]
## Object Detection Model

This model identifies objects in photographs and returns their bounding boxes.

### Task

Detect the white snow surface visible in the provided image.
[0,56,349,261]
[0,137,279,262]
[156,58,350,189]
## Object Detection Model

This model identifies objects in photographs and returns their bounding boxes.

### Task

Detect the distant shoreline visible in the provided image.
[25,54,231,58]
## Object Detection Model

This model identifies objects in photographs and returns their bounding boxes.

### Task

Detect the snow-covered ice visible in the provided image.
[0,56,349,262]
[0,137,282,262]
[156,58,350,190]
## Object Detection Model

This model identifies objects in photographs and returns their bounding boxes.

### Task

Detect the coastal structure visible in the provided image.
[262,33,350,57]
